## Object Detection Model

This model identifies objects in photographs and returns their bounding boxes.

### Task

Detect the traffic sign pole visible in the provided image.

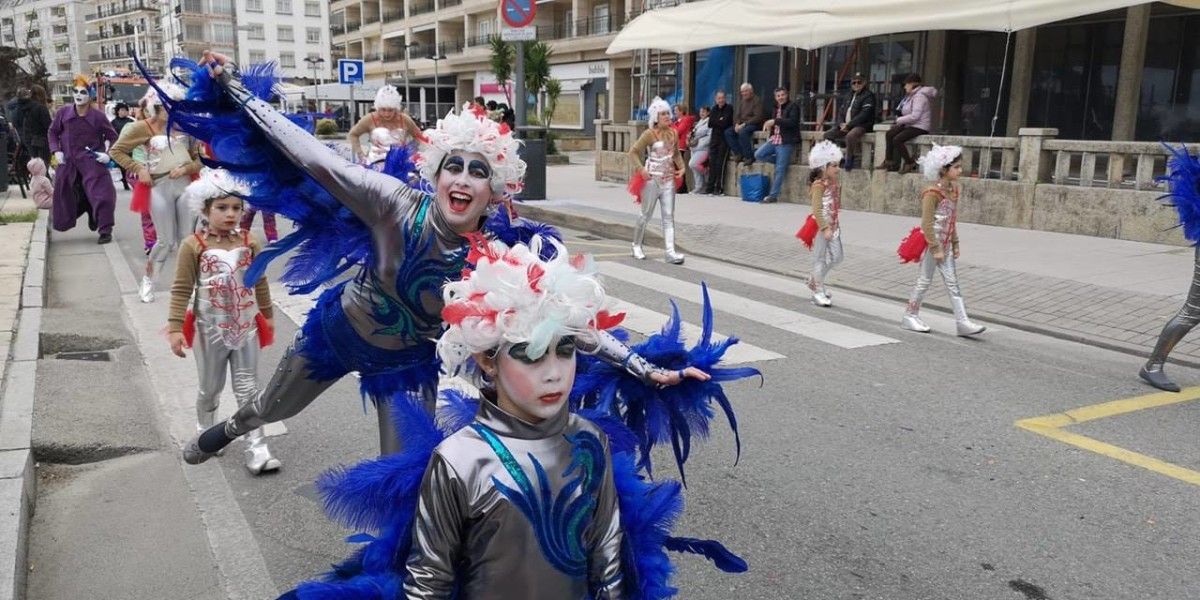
[515,41,526,129]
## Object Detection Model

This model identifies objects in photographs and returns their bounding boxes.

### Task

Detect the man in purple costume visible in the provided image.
[48,75,118,244]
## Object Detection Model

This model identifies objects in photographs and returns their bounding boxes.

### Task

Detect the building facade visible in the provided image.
[84,0,165,75]
[234,0,332,83]
[328,0,636,129]
[1,0,90,101]
[160,0,235,65]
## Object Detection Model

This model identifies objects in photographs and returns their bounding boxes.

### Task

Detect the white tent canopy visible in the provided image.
[607,0,1200,54]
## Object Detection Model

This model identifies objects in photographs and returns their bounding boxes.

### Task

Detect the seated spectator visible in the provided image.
[753,87,800,203]
[689,106,713,194]
[672,104,696,192]
[880,73,938,173]
[724,82,764,166]
[824,72,876,170]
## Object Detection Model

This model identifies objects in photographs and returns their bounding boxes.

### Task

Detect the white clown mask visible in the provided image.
[72,87,91,107]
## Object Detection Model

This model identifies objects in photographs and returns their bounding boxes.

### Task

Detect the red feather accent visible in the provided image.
[182,310,196,348]
[463,232,497,268]
[796,214,818,249]
[591,310,626,330]
[130,181,151,214]
[442,302,498,325]
[896,226,929,263]
[569,253,587,269]
[527,264,545,292]
[498,122,511,135]
[627,171,647,204]
[255,313,274,347]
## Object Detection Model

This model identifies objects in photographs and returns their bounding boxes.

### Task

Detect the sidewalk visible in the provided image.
[523,160,1200,366]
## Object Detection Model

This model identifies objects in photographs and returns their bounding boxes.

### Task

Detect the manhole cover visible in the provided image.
[577,234,602,241]
[55,351,111,362]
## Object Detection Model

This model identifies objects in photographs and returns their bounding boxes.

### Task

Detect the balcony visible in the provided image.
[331,23,346,35]
[363,52,382,62]
[346,20,361,32]
[382,7,403,21]
[465,33,494,48]
[86,1,157,21]
[442,0,462,6]
[438,39,463,54]
[410,0,435,16]
[573,13,624,37]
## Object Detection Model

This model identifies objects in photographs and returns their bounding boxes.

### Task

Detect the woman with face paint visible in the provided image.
[109,83,203,303]
[283,236,751,599]
[169,52,704,466]
[47,75,119,244]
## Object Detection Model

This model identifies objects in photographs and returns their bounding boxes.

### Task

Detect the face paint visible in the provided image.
[491,336,577,423]
[73,88,90,106]
[435,150,493,234]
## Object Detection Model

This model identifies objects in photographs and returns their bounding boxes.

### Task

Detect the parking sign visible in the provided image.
[338,59,364,85]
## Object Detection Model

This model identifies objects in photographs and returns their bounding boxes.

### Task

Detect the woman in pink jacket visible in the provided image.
[880,73,938,174]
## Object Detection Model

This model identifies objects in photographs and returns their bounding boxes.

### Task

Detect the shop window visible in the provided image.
[1138,10,1200,141]
[1027,17,1124,140]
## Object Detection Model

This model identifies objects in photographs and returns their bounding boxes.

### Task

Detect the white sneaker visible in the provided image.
[900,314,931,333]
[631,244,646,260]
[811,291,832,307]
[244,443,282,475]
[138,276,155,303]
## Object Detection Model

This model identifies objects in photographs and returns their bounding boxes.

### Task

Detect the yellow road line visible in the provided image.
[1015,386,1200,487]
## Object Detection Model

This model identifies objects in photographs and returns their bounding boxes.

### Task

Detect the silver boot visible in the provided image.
[900,313,931,333]
[632,217,648,260]
[951,297,986,336]
[243,428,281,475]
[139,275,155,303]
[663,225,685,265]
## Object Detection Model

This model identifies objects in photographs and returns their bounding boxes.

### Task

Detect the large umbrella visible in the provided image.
[608,0,1200,54]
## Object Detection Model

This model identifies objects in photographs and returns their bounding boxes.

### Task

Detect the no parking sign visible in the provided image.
[500,0,535,28]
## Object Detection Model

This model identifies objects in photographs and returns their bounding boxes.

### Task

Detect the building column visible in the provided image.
[681,51,693,109]
[612,66,632,122]
[1005,28,1037,137]
[922,31,947,131]
[1111,4,1150,141]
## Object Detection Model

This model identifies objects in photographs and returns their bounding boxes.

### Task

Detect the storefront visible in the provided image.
[475,60,609,135]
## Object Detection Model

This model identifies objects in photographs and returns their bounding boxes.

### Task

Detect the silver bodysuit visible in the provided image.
[810,181,843,291]
[406,397,625,599]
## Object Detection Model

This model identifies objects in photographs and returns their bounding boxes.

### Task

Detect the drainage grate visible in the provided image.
[55,351,112,362]
[577,234,602,241]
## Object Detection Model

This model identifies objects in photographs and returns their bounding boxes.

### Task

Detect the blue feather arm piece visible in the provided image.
[140,56,423,293]
[1160,143,1200,243]
[572,282,761,484]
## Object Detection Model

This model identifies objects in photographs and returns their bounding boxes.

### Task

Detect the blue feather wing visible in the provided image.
[1160,143,1200,243]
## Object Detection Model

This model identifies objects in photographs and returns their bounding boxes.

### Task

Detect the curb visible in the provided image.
[518,203,1189,370]
[0,211,48,600]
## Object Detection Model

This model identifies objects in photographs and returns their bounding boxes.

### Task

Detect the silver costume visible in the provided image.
[190,232,279,473]
[901,186,986,336]
[632,147,685,264]
[1140,246,1200,392]
[405,396,624,599]
[141,132,198,303]
[185,72,671,461]
[808,181,843,307]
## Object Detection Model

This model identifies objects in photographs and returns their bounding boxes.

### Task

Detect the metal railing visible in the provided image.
[382,7,403,21]
[410,0,435,15]
[87,0,157,20]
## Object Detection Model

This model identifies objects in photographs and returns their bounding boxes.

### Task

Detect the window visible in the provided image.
[246,23,264,39]
[279,51,295,68]
[304,0,320,17]
[305,27,320,44]
[184,22,204,40]
[249,49,265,63]
[1138,9,1200,141]
[1027,17,1124,140]
[277,25,293,41]
[275,0,291,14]
[211,22,233,44]
[246,0,262,11]
[477,17,493,38]
[211,0,233,14]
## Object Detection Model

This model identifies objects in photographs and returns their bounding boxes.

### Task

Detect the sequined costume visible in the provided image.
[629,98,686,265]
[808,178,843,306]
[169,227,280,474]
[155,59,681,462]
[900,183,985,336]
[1140,145,1200,392]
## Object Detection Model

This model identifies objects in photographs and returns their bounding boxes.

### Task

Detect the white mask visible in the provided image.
[72,88,91,107]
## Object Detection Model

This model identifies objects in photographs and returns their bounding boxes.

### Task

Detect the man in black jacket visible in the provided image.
[824,73,876,170]
[753,87,801,203]
[703,90,734,195]
[110,103,134,190]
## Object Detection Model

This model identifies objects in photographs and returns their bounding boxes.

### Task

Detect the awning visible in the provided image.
[608,0,1200,54]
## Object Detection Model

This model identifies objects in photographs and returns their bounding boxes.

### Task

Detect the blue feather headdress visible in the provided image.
[1161,143,1200,244]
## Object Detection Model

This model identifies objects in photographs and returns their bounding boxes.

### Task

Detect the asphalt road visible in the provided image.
[30,195,1200,600]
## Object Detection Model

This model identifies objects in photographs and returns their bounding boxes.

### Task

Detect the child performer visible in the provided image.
[283,236,751,599]
[899,145,986,336]
[167,169,281,474]
[27,157,54,210]
[629,97,686,264]
[805,140,844,307]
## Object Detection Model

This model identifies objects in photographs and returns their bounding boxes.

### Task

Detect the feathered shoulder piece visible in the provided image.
[1161,144,1200,243]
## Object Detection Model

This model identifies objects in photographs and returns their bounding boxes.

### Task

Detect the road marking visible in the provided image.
[599,261,900,349]
[678,255,970,334]
[1016,387,1200,487]
[103,240,279,599]
[608,296,784,364]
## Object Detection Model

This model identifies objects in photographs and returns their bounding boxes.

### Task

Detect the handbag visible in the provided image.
[896,226,928,263]
[739,173,769,202]
[796,214,818,249]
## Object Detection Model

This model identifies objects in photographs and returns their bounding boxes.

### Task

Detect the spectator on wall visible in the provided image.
[880,73,938,174]
[753,87,800,203]
[824,72,877,171]
[724,83,764,166]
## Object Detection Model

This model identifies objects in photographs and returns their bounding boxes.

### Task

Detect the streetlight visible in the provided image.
[403,41,418,113]
[304,55,326,113]
[428,52,445,120]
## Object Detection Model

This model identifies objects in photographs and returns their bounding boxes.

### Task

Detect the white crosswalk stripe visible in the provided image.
[598,261,901,349]
[607,297,785,364]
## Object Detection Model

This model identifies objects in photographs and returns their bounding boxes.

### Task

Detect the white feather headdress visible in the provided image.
[807,140,843,169]
[374,85,403,111]
[417,103,526,199]
[184,168,252,216]
[647,96,672,126]
[916,144,963,181]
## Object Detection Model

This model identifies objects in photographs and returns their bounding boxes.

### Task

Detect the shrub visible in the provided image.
[315,118,338,136]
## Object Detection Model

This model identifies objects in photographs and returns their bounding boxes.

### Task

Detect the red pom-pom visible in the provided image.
[130,181,151,214]
[255,313,274,347]
[182,310,196,348]
[627,171,647,204]
[796,214,818,249]
[896,226,929,263]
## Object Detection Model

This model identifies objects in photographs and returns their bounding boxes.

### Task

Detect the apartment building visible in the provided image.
[160,0,234,64]
[235,0,332,83]
[329,0,636,130]
[84,0,165,75]
[1,0,91,100]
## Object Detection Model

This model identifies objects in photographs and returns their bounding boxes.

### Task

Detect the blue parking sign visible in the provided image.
[338,59,364,85]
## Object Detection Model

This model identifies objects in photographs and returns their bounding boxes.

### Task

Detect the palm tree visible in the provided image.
[523,41,553,103]
[488,36,514,105]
